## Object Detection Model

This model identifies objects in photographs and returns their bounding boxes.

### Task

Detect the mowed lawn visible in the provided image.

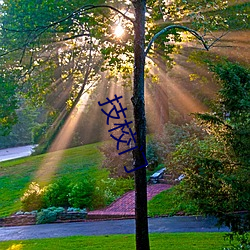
[0,233,231,250]
[0,143,103,217]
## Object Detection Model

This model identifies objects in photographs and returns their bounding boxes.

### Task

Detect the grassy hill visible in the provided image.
[0,142,104,217]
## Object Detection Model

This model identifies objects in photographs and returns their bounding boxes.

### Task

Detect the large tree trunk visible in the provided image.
[132,1,150,250]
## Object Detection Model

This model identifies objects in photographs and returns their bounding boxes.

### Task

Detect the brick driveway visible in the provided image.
[88,184,171,219]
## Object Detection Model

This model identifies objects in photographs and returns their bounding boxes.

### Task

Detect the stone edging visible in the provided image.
[0,212,87,227]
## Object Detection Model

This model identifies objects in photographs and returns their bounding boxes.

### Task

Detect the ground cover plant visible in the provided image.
[0,233,232,250]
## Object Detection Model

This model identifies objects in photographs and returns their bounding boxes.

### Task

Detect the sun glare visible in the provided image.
[114,24,124,38]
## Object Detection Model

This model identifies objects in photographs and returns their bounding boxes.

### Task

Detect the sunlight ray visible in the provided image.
[146,58,208,125]
[35,93,90,184]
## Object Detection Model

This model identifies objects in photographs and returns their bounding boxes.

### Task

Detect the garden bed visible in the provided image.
[0,210,88,227]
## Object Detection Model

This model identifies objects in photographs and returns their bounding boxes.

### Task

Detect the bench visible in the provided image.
[175,174,185,182]
[150,168,165,184]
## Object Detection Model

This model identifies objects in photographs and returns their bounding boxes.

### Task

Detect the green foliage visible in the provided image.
[92,178,118,208]
[168,61,250,233]
[20,182,45,212]
[43,178,71,208]
[98,140,133,179]
[43,177,96,209]
[223,232,250,250]
[93,177,134,209]
[23,175,132,211]
[32,123,48,144]
[197,61,250,168]
[36,206,64,224]
[67,207,86,213]
[68,179,94,209]
[147,122,206,171]
[168,136,240,211]
[0,0,237,112]
[0,142,103,217]
[207,2,250,30]
[0,75,18,136]
[0,104,44,148]
[114,177,134,197]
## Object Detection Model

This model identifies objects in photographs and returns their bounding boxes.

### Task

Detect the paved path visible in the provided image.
[0,145,37,162]
[88,184,171,218]
[0,216,229,241]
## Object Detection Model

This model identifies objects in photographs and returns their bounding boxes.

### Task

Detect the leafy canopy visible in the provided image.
[0,0,247,133]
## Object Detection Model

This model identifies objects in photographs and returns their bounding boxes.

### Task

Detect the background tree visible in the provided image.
[168,60,250,233]
[0,74,18,136]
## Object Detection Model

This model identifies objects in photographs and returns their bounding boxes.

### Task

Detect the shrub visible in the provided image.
[98,131,134,179]
[223,233,250,250]
[92,177,134,209]
[92,177,115,209]
[43,177,71,208]
[21,182,45,211]
[147,122,206,171]
[68,180,94,209]
[113,177,134,197]
[36,206,64,224]
[168,61,250,233]
[67,207,87,213]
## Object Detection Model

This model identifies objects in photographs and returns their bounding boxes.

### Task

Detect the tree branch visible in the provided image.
[145,25,210,56]
[83,5,134,23]
[36,4,134,31]
[205,30,230,49]
[0,4,134,57]
[1,4,134,33]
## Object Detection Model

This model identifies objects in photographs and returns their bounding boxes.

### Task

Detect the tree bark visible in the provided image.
[132,1,150,250]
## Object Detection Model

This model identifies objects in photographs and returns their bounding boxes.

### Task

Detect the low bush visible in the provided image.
[36,206,65,224]
[92,177,134,209]
[20,182,45,212]
[21,176,134,212]
[98,136,134,179]
[67,207,87,213]
[43,177,71,208]
[113,177,134,197]
[223,233,250,250]
[146,122,206,172]
[92,178,118,209]
[68,180,94,209]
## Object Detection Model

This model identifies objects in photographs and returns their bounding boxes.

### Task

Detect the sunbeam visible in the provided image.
[35,92,90,184]
[145,54,210,128]
[34,41,222,184]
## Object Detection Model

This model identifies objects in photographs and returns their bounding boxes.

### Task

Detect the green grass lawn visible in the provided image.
[148,186,199,217]
[0,143,104,217]
[0,140,196,218]
[0,233,231,250]
[0,140,185,219]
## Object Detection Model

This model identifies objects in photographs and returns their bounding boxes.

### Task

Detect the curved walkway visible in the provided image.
[88,184,171,219]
